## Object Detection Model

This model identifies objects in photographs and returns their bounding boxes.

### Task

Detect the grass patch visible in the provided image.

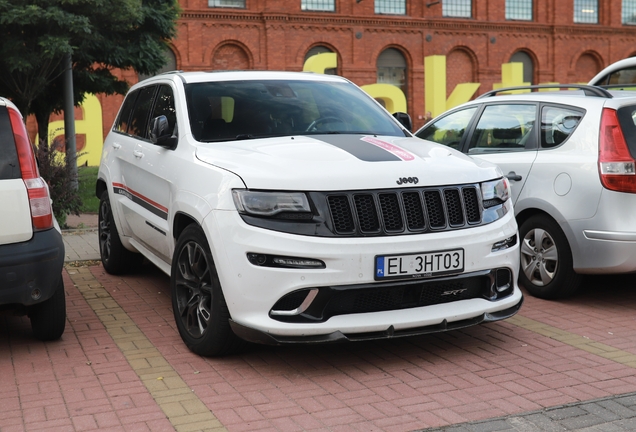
[78,166,99,213]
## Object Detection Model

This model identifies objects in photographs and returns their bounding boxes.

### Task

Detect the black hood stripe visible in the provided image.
[313,135,411,162]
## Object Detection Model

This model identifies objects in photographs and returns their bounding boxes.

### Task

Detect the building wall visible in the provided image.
[63,0,636,150]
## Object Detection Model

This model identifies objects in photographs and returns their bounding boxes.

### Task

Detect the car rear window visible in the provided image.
[617,105,636,157]
[0,106,22,180]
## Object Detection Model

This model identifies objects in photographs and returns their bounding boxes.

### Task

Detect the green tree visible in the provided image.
[0,0,179,143]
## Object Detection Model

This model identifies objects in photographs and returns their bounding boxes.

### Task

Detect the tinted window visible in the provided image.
[615,105,636,157]
[415,107,477,149]
[0,107,20,179]
[128,86,157,139]
[113,90,138,134]
[185,80,404,142]
[541,106,583,148]
[149,85,178,139]
[468,104,536,153]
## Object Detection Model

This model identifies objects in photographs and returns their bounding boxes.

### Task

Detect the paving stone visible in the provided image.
[544,406,588,421]
[558,413,606,430]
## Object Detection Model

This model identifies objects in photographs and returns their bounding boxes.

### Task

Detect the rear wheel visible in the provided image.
[98,190,143,274]
[171,224,245,356]
[518,214,582,299]
[29,276,66,341]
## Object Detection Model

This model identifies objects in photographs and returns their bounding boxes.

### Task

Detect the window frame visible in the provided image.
[573,0,599,24]
[442,0,472,18]
[375,0,406,15]
[208,0,246,8]
[505,0,533,21]
[301,0,335,12]
[623,0,636,25]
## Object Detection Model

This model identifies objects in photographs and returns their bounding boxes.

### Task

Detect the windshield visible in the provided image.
[185,80,404,142]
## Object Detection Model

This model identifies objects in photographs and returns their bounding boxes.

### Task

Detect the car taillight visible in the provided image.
[7,107,53,230]
[599,108,636,193]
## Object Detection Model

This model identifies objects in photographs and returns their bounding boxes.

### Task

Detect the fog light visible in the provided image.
[492,235,517,252]
[247,253,267,266]
[31,289,42,301]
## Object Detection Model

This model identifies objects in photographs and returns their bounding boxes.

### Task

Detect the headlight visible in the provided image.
[232,190,311,217]
[480,177,510,208]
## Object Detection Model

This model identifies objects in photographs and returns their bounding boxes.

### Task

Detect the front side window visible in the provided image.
[149,85,178,140]
[608,67,636,86]
[301,0,335,11]
[468,104,537,153]
[541,106,583,148]
[128,86,157,139]
[375,0,406,15]
[209,0,245,7]
[623,0,636,24]
[574,0,598,23]
[443,0,472,18]
[506,0,532,20]
[415,107,478,149]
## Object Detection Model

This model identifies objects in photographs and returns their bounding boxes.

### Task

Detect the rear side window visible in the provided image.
[128,86,157,139]
[415,107,477,150]
[540,106,583,148]
[609,67,636,85]
[0,106,21,179]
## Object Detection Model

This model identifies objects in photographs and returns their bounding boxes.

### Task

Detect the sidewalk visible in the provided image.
[62,213,100,263]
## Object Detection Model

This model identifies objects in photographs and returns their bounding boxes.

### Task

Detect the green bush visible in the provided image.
[35,141,82,228]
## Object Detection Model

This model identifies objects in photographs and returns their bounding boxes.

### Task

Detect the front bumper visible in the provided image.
[230,296,523,345]
[205,207,521,340]
[0,228,65,307]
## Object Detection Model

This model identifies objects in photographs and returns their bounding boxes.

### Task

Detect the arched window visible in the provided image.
[510,51,534,84]
[138,48,177,82]
[212,43,250,70]
[377,48,407,100]
[304,46,337,75]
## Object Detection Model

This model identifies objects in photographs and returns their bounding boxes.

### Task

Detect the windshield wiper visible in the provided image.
[235,134,255,140]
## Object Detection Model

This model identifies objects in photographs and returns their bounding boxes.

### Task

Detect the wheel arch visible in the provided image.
[173,212,200,241]
[96,178,107,200]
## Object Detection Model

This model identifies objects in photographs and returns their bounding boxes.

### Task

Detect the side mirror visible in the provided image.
[150,115,178,149]
[392,112,412,132]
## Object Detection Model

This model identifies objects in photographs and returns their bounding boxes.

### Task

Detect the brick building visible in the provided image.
[91,0,636,145]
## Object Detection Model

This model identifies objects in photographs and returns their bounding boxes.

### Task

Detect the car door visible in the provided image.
[123,84,178,262]
[464,103,538,205]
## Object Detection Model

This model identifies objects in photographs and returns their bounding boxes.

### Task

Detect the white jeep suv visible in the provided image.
[97,71,522,356]
[415,84,636,299]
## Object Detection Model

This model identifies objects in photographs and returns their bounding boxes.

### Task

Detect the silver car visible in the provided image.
[415,84,636,299]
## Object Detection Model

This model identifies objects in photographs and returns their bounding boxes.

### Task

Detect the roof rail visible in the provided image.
[477,84,613,99]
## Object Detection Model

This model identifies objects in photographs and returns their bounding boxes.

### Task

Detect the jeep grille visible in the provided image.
[326,185,481,236]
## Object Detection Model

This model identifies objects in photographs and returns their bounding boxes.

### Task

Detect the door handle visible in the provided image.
[505,171,522,182]
[112,143,121,150]
[133,150,144,159]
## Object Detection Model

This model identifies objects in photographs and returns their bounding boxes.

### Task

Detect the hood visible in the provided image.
[195,134,502,190]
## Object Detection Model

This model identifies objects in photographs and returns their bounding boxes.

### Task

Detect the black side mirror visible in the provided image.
[392,112,412,132]
[150,115,178,149]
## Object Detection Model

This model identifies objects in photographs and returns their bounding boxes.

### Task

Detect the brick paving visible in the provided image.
[3,231,636,430]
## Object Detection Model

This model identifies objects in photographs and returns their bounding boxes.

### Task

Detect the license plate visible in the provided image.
[375,249,464,280]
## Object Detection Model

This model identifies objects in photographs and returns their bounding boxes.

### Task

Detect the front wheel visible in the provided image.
[171,224,245,356]
[518,215,582,299]
[98,190,143,274]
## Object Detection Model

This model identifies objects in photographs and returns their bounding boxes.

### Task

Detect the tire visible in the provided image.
[98,190,143,274]
[29,276,66,341]
[171,224,245,356]
[518,214,582,299]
